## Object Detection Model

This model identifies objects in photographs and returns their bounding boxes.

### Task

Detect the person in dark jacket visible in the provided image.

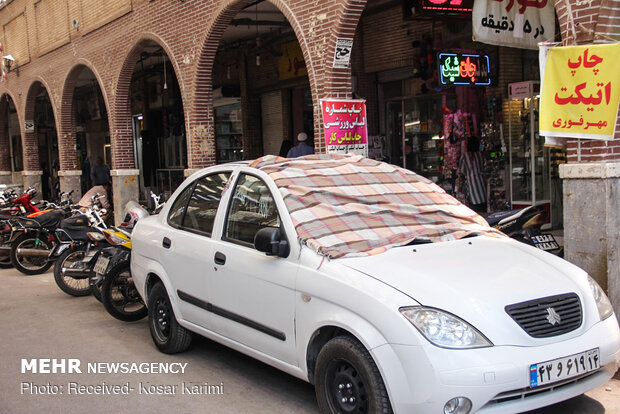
[286,132,314,158]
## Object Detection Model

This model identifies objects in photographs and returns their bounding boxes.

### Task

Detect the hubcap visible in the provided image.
[153,297,171,341]
[326,360,368,413]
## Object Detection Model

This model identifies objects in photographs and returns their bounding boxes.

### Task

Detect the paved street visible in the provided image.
[0,267,618,414]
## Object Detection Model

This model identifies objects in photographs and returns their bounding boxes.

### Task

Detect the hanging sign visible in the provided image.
[540,43,620,141]
[333,38,353,69]
[321,99,368,157]
[421,0,474,13]
[438,52,491,86]
[24,120,34,132]
[472,0,555,50]
[278,41,307,80]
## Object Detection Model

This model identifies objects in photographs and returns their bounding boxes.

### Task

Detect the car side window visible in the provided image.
[224,174,281,246]
[167,183,194,228]
[183,173,230,235]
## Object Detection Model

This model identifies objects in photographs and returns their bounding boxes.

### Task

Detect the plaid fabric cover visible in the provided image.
[250,154,504,259]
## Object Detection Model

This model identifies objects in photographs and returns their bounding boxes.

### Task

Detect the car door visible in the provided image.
[160,171,232,329]
[208,172,299,365]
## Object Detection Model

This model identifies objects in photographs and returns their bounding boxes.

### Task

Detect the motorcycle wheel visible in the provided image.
[101,261,147,322]
[10,233,54,275]
[0,246,12,268]
[91,274,103,303]
[53,246,91,297]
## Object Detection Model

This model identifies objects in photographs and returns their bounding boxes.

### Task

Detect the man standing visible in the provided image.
[286,132,314,158]
[90,156,111,186]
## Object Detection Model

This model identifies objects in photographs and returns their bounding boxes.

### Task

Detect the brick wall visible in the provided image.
[0,0,616,172]
[554,0,620,163]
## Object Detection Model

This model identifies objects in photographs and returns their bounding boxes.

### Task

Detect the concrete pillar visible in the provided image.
[0,171,12,185]
[560,162,620,324]
[21,171,43,201]
[58,170,82,204]
[111,169,140,226]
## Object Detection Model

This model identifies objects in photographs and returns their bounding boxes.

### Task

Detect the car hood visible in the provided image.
[339,236,595,346]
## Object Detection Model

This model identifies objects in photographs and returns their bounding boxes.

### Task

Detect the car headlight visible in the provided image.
[400,307,492,349]
[588,275,614,321]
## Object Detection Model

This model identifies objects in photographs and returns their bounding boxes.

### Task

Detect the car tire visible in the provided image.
[148,282,192,354]
[315,336,393,414]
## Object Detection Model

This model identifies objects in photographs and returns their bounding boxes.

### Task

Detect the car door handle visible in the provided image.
[162,237,171,249]
[214,251,226,265]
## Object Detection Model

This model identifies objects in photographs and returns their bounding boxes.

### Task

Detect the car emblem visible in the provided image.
[546,307,561,325]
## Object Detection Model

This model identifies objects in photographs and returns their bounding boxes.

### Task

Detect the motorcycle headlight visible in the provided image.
[400,307,492,349]
[588,275,614,321]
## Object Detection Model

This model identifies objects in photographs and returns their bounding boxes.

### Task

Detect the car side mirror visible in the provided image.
[254,227,290,258]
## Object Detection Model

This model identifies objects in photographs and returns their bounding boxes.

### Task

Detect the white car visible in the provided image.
[131,154,620,414]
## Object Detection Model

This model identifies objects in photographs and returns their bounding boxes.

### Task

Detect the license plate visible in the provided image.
[93,256,110,275]
[531,234,560,251]
[530,348,600,388]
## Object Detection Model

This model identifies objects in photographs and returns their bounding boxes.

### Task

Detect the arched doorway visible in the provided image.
[127,42,187,200]
[212,1,312,162]
[0,93,22,185]
[26,82,59,200]
[67,66,110,194]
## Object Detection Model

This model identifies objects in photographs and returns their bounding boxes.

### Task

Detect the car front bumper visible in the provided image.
[372,315,620,414]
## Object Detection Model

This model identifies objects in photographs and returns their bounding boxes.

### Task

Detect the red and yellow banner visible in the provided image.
[540,43,620,140]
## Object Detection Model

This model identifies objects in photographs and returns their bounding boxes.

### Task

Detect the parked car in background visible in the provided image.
[131,154,620,414]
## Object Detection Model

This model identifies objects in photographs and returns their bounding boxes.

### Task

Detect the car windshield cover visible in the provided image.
[250,154,505,259]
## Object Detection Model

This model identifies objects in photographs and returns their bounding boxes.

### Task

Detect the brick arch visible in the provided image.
[23,79,59,172]
[112,33,187,170]
[0,92,19,172]
[191,0,317,167]
[59,61,110,171]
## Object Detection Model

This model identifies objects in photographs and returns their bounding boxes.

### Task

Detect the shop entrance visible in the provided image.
[212,1,311,162]
[1,94,23,184]
[129,43,187,200]
[31,83,59,200]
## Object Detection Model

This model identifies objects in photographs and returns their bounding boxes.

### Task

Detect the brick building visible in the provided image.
[0,0,619,314]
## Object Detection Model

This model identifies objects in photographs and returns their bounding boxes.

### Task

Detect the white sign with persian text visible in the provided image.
[472,0,555,50]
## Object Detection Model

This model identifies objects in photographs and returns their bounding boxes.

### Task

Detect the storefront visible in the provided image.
[355,1,565,222]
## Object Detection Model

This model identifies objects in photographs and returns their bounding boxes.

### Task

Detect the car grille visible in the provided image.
[505,293,582,338]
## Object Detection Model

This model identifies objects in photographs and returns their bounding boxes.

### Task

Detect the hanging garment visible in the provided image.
[459,151,487,206]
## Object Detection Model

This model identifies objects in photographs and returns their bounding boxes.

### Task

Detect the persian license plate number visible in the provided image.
[530,348,599,388]
[93,256,110,275]
[531,234,559,251]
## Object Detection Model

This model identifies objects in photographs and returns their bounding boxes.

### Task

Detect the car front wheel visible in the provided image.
[147,282,192,354]
[315,336,393,414]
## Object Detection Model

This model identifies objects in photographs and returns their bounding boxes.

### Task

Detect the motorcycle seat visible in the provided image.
[485,206,538,227]
[18,209,65,229]
[58,226,98,242]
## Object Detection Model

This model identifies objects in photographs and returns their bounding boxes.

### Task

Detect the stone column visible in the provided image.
[111,169,140,225]
[0,171,12,186]
[21,171,43,201]
[58,170,83,204]
[560,162,620,324]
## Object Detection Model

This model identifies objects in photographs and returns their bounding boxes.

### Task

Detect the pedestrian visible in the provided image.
[90,156,111,186]
[78,182,111,210]
[286,132,314,158]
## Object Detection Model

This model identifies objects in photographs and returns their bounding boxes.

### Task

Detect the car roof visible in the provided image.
[249,154,504,259]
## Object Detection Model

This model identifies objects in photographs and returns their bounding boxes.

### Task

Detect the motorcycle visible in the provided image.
[95,197,159,322]
[8,192,93,276]
[52,199,109,297]
[0,189,73,269]
[484,204,563,256]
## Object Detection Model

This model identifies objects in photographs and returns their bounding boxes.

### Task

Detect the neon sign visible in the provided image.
[438,52,492,86]
[421,0,474,13]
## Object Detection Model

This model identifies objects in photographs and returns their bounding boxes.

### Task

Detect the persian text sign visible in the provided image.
[421,0,474,13]
[540,43,620,141]
[321,99,368,157]
[438,52,491,86]
[472,0,555,50]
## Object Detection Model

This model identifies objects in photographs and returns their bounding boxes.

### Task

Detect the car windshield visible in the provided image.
[251,154,504,259]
